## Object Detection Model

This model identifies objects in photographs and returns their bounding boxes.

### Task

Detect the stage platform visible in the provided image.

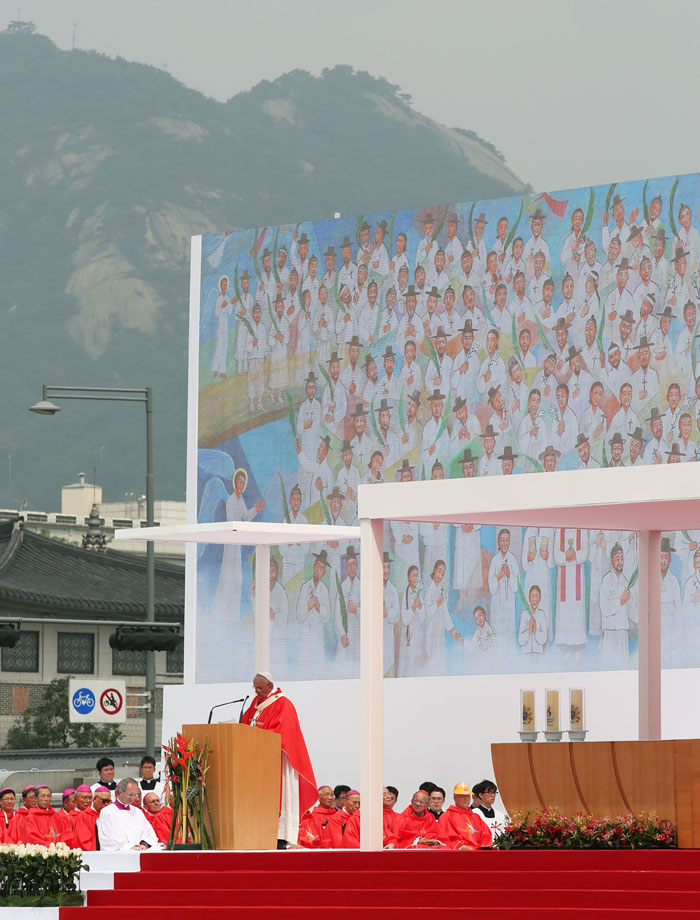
[56,848,700,919]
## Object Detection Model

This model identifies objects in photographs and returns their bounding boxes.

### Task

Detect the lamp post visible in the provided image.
[30,384,157,754]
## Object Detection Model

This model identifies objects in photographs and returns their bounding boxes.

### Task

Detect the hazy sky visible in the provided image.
[2,0,698,191]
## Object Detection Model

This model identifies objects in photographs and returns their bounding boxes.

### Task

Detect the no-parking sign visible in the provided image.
[69,679,127,723]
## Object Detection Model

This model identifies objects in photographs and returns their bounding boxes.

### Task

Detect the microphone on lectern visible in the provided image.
[238,695,250,723]
[207,698,246,724]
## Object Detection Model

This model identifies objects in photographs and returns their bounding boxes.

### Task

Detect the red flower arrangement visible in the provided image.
[162,733,216,849]
[494,809,676,850]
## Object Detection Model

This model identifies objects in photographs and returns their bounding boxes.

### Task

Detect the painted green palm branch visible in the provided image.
[434,391,452,444]
[370,397,386,447]
[581,187,595,236]
[425,332,441,375]
[523,454,544,472]
[319,488,332,524]
[251,228,263,280]
[504,199,524,251]
[681,530,694,544]
[385,210,397,255]
[431,204,450,243]
[335,572,349,636]
[318,361,335,401]
[511,313,521,361]
[642,179,650,225]
[356,214,364,248]
[237,312,256,339]
[232,263,243,305]
[533,310,551,352]
[278,472,291,523]
[627,566,639,590]
[602,441,608,468]
[596,308,605,353]
[397,389,407,430]
[284,389,297,438]
[467,202,476,247]
[272,226,281,285]
[516,578,530,613]
[669,178,679,240]
[604,183,617,214]
[332,274,344,313]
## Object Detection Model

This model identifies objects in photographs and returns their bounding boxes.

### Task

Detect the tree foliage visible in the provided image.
[6,677,123,749]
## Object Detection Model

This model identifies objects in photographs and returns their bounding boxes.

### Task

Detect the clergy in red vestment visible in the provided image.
[74,784,94,814]
[298,785,337,848]
[9,785,37,843]
[142,792,174,846]
[386,791,445,848]
[325,791,360,848]
[382,786,399,847]
[23,786,73,846]
[241,671,317,848]
[440,783,491,850]
[0,787,16,842]
[73,787,112,851]
[61,788,78,829]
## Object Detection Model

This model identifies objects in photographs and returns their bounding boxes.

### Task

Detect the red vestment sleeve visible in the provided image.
[153,807,173,845]
[339,811,360,849]
[24,809,73,846]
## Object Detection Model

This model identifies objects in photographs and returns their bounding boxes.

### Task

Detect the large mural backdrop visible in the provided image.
[195,173,700,684]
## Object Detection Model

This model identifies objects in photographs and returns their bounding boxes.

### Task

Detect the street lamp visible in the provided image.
[30,384,157,755]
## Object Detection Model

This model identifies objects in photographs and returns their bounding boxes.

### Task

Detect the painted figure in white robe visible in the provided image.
[452,450,482,609]
[518,585,548,656]
[399,565,425,677]
[212,275,232,378]
[268,558,289,676]
[423,559,459,676]
[487,528,519,647]
[267,294,290,403]
[334,545,361,679]
[296,550,331,679]
[660,537,682,666]
[553,528,590,656]
[382,552,401,676]
[213,468,265,621]
[599,543,637,662]
[463,604,496,656]
[521,527,554,640]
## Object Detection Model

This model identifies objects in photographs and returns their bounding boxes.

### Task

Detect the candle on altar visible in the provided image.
[569,688,584,731]
[546,689,559,732]
[521,689,535,731]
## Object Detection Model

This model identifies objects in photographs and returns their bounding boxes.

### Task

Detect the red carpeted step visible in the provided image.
[113,868,700,892]
[85,887,700,910]
[138,849,700,872]
[60,906,700,919]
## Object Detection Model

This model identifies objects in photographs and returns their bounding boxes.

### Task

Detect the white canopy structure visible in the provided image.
[114,520,359,676]
[117,463,700,850]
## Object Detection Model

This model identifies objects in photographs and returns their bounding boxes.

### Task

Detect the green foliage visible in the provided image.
[6,676,122,749]
[494,809,676,850]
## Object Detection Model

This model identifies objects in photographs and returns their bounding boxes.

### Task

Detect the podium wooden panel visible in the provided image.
[492,739,700,848]
[184,722,281,850]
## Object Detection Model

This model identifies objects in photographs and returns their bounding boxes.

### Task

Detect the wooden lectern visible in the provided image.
[183,722,281,850]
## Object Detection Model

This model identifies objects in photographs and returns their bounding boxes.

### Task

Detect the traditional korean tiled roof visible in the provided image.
[0,519,183,618]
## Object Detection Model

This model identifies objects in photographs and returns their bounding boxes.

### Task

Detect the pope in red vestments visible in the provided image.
[387,792,445,848]
[440,783,491,850]
[73,787,112,850]
[241,672,316,846]
[297,785,337,848]
[24,787,73,846]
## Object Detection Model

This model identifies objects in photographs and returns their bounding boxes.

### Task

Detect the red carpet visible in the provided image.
[61,849,700,918]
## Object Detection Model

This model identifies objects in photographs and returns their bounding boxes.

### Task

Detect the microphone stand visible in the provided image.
[207,697,246,724]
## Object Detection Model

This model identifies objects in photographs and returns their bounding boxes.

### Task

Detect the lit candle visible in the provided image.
[546,689,560,732]
[521,689,535,731]
[569,688,584,731]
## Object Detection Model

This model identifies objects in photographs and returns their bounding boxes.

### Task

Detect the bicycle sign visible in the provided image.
[69,679,126,723]
[72,687,96,714]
